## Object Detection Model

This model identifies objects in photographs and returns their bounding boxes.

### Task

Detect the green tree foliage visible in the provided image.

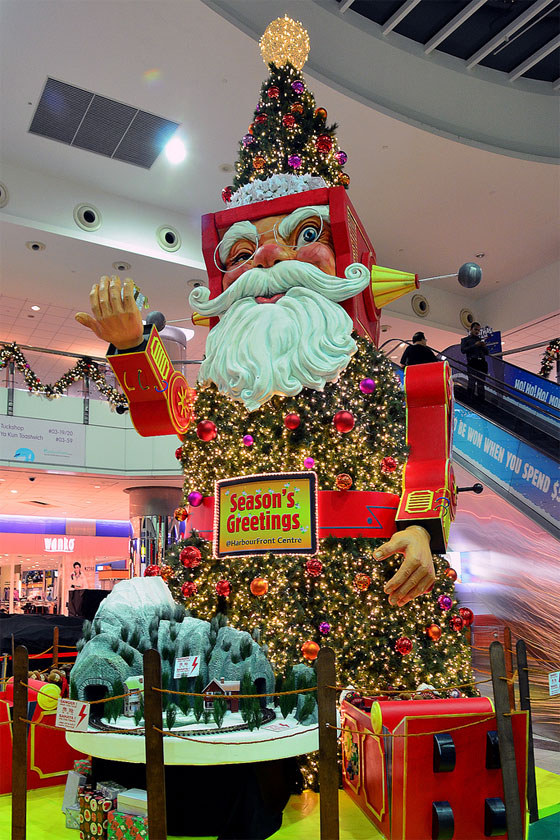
[212,697,227,729]
[193,675,204,723]
[166,703,177,731]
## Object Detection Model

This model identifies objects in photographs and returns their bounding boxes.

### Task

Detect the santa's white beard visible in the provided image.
[191,261,371,411]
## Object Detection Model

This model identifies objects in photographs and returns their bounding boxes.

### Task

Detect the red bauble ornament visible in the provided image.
[180,546,202,568]
[221,186,233,203]
[380,456,398,474]
[216,579,231,597]
[314,107,327,121]
[354,573,371,591]
[181,581,198,598]
[459,607,474,627]
[316,134,333,153]
[284,413,301,430]
[333,410,355,433]
[144,565,161,577]
[196,420,217,441]
[250,578,269,596]
[253,155,266,171]
[445,567,458,582]
[301,641,320,661]
[175,446,183,460]
[449,616,465,632]
[267,85,280,98]
[335,473,353,490]
[426,623,442,641]
[174,506,189,521]
[306,559,323,578]
[395,636,413,656]
[291,102,304,114]
[255,113,268,124]
[282,114,295,128]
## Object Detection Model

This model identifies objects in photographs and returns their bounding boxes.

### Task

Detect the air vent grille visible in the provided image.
[29,78,179,169]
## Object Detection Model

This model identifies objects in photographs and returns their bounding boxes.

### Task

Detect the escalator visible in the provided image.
[381,340,559,540]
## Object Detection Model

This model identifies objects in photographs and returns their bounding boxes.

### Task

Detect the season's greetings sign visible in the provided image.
[214,472,318,557]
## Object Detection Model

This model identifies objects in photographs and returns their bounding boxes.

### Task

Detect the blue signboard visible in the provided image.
[453,405,560,530]
[501,364,560,414]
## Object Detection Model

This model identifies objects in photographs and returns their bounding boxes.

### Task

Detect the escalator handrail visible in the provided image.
[379,338,559,423]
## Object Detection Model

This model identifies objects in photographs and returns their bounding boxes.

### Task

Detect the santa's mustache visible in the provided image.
[189,260,370,317]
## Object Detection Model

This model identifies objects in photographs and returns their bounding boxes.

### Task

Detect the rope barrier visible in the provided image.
[152,723,318,745]
[332,715,498,739]
[329,677,492,697]
[153,686,317,699]
[17,717,144,734]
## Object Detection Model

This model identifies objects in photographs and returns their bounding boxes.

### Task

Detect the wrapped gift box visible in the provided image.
[117,789,148,817]
[341,695,529,840]
[107,810,149,839]
[65,804,80,830]
[78,789,117,839]
[97,781,128,801]
[74,758,92,775]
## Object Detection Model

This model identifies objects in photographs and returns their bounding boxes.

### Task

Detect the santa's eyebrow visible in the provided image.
[277,206,330,241]
[218,221,258,265]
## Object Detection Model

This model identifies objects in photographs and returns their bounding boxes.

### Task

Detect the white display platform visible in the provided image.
[66,719,319,765]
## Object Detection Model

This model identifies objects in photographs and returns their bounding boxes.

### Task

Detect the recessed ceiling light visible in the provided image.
[112,261,131,272]
[26,241,45,252]
[475,252,485,259]
[31,305,41,311]
[164,137,186,164]
[94,485,101,489]
[10,489,18,494]
[219,163,234,173]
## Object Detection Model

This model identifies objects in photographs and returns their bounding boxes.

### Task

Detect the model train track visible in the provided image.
[89,706,277,737]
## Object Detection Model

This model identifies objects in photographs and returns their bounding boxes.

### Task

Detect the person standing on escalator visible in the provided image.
[461,322,489,402]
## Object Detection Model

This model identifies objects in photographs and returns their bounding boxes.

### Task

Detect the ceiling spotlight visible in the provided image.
[31,305,41,311]
[26,241,45,252]
[475,252,485,259]
[112,261,131,272]
[164,137,186,164]
[10,489,18,493]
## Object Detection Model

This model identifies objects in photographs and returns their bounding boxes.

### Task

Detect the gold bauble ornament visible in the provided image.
[259,16,310,70]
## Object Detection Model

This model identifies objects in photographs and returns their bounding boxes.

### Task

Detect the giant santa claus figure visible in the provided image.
[76,17,466,694]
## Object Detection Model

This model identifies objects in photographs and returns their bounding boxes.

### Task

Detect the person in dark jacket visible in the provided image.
[400,332,438,367]
[460,322,489,401]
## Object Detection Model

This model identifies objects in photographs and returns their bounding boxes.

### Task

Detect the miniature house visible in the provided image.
[202,677,241,712]
[124,675,144,717]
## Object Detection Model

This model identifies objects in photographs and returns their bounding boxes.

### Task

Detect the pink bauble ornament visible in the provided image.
[319,622,331,635]
[187,491,203,507]
[196,420,217,441]
[335,150,348,165]
[288,154,302,169]
[216,579,231,597]
[180,546,201,568]
[359,378,376,394]
[291,80,305,93]
[181,581,198,598]
[395,636,413,655]
[243,435,254,446]
[333,411,355,433]
[303,457,315,469]
[438,594,453,611]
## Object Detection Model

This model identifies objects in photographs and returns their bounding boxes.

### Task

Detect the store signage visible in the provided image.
[549,671,560,697]
[56,698,90,731]
[44,537,75,553]
[174,655,201,679]
[214,472,318,558]
[1,417,86,466]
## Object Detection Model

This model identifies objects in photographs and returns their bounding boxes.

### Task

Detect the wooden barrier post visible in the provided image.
[316,646,339,840]
[143,649,167,840]
[516,640,538,823]
[52,626,59,669]
[489,641,523,840]
[12,645,29,840]
[503,626,515,710]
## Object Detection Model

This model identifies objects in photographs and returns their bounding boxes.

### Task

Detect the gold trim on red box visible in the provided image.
[362,730,386,821]
[341,712,362,795]
[30,708,70,779]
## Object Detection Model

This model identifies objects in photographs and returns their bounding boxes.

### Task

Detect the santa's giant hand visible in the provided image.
[374,525,435,607]
[75,276,144,350]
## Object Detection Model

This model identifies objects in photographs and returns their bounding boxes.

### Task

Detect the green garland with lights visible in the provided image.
[166,337,474,703]
[0,342,127,409]
[538,338,560,379]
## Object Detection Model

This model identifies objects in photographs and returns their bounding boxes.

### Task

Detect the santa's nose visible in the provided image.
[252,240,292,268]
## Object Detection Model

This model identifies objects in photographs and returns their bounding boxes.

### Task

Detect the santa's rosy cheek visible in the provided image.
[222,263,250,290]
[296,242,336,276]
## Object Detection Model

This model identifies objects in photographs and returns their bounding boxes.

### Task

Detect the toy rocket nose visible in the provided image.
[252,240,293,268]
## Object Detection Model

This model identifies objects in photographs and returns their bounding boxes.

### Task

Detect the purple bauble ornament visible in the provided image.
[242,134,255,147]
[438,594,453,611]
[359,378,376,394]
[288,154,302,169]
[319,622,331,635]
[304,457,315,469]
[335,150,348,165]
[291,80,305,94]
[243,435,254,446]
[187,491,203,508]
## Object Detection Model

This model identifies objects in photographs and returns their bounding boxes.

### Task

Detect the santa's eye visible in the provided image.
[295,225,320,248]
[228,248,254,266]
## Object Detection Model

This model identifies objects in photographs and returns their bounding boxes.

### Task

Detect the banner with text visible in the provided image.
[214,472,318,557]
[1,417,86,466]
[453,405,559,531]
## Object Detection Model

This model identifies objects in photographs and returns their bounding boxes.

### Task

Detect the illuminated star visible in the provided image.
[177,387,193,416]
